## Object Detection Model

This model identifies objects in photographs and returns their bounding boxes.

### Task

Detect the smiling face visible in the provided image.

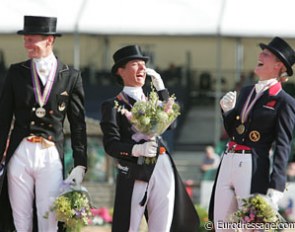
[254,48,286,81]
[23,35,54,59]
[117,59,147,87]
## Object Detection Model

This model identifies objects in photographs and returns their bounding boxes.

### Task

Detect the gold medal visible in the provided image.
[236,124,245,134]
[249,130,260,142]
[35,107,46,118]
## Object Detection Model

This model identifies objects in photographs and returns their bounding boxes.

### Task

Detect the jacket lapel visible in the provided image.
[116,91,136,110]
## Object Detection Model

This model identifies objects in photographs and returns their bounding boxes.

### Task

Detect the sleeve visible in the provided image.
[66,69,87,168]
[100,100,137,161]
[270,97,295,191]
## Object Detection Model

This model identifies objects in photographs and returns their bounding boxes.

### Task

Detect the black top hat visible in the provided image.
[111,45,149,75]
[17,16,62,37]
[259,37,295,76]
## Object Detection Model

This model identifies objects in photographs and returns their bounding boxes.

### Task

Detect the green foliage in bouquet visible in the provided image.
[195,204,209,232]
[231,194,281,226]
[47,189,92,232]
[131,91,180,135]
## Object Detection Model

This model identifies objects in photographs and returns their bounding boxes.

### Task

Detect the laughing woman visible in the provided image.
[209,37,295,231]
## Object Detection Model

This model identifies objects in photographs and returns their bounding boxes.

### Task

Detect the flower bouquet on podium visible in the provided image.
[44,182,93,232]
[230,194,285,231]
[115,85,180,164]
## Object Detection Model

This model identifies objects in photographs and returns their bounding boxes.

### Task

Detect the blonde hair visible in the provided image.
[278,72,289,83]
[275,56,289,82]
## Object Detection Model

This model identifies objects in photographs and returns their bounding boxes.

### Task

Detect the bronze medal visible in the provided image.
[236,124,245,134]
[36,107,46,118]
[249,130,260,142]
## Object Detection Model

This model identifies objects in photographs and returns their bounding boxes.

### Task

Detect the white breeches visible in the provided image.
[7,139,63,232]
[129,153,175,232]
[214,152,252,232]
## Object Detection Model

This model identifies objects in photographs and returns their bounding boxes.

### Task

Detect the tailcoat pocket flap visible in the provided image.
[263,100,276,110]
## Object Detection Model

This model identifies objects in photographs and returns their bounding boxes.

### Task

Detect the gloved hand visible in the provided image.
[220,91,237,113]
[146,68,165,91]
[64,166,86,186]
[267,188,284,210]
[132,140,157,158]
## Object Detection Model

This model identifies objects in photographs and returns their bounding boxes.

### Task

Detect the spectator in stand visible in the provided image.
[287,162,295,182]
[200,146,220,173]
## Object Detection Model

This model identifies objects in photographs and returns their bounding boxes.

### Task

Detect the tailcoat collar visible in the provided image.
[268,82,282,96]
[21,58,69,73]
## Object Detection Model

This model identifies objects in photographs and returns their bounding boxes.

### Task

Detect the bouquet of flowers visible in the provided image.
[115,84,180,164]
[45,182,92,232]
[230,194,284,231]
[115,85,180,141]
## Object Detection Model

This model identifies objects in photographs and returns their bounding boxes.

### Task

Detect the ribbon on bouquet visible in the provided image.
[131,129,154,142]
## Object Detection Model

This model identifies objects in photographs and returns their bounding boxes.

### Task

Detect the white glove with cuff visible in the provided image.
[267,188,283,210]
[146,68,165,91]
[65,165,86,186]
[132,140,157,158]
[220,91,237,113]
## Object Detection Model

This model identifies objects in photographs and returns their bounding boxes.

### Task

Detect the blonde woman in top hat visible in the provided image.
[100,45,199,232]
[208,37,295,231]
[0,16,87,232]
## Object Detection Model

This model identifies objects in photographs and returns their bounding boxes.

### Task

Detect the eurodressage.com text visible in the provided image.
[216,221,295,230]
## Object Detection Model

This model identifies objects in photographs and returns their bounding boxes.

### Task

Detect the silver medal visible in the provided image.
[36,107,46,118]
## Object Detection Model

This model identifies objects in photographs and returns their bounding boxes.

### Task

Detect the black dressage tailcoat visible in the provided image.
[0,59,87,231]
[100,89,200,232]
[209,82,295,221]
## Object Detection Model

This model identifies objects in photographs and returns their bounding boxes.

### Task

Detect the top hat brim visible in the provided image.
[111,55,149,75]
[17,30,62,37]
[259,43,293,76]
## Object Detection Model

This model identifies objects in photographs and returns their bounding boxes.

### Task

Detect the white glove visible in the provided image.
[267,188,284,210]
[64,166,86,186]
[220,91,237,113]
[132,140,157,158]
[146,68,165,91]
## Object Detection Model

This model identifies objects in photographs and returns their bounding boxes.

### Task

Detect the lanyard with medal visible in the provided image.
[237,83,271,134]
[31,59,57,118]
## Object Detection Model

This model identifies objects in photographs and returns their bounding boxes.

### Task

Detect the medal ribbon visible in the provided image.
[241,83,272,123]
[31,59,57,108]
[117,91,146,107]
[117,92,132,107]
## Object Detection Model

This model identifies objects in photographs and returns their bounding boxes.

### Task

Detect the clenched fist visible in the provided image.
[220,91,236,112]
